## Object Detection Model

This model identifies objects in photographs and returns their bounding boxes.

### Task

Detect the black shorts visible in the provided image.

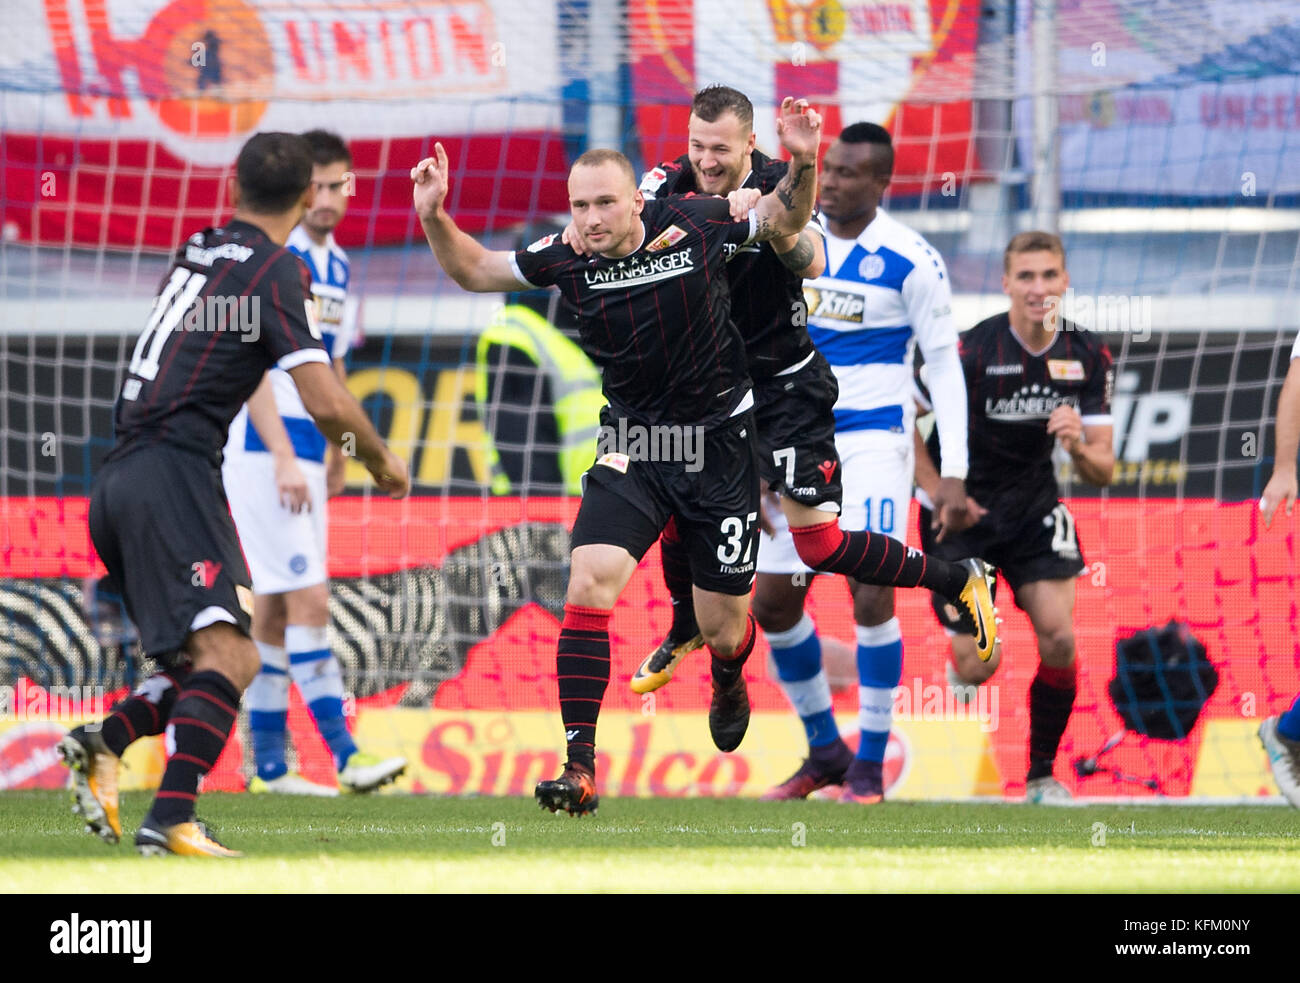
[919,498,1086,629]
[88,443,253,665]
[752,351,842,509]
[572,410,761,595]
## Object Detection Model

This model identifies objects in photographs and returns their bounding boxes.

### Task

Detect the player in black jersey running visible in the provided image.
[58,132,410,856]
[415,97,842,814]
[914,231,1114,804]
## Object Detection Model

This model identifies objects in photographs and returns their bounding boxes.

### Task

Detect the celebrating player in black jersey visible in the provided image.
[414,97,835,815]
[612,97,996,800]
[620,85,834,691]
[914,231,1115,803]
[58,132,410,857]
[589,90,995,715]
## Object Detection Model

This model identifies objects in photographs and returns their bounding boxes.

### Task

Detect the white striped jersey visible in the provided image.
[805,208,957,435]
[226,226,358,464]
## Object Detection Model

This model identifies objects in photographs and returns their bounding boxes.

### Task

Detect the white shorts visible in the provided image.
[757,429,914,575]
[222,452,329,595]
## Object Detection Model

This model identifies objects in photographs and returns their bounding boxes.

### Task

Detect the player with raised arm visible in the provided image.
[58,132,409,856]
[617,84,833,690]
[415,97,839,815]
[745,122,981,804]
[620,98,998,734]
[1257,334,1300,808]
[224,130,407,797]
[913,231,1114,804]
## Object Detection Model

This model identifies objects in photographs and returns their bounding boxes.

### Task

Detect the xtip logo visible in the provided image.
[50,913,151,964]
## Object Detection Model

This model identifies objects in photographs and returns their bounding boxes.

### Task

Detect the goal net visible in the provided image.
[2,0,1298,801]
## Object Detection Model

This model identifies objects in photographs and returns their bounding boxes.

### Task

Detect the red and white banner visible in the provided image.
[1,0,571,247]
[628,0,982,195]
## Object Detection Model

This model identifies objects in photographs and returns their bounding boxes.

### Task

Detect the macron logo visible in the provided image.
[50,913,151,964]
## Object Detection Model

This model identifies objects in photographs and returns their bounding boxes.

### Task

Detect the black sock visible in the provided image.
[99,668,189,757]
[791,520,968,599]
[1028,672,1076,781]
[669,596,699,644]
[149,670,240,827]
[557,605,611,773]
[709,614,756,683]
[660,519,698,641]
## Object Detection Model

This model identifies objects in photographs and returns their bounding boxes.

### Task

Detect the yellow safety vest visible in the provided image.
[475,305,605,495]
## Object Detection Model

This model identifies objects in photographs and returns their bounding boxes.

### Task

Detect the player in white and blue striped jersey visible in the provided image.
[223,131,406,796]
[759,123,976,803]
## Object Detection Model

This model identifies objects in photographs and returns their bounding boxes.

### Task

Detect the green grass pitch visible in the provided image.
[2,791,1298,893]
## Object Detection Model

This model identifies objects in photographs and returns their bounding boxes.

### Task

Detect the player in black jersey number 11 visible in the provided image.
[914,231,1115,804]
[60,132,409,857]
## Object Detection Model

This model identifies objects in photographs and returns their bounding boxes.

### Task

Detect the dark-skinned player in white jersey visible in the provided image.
[913,231,1114,803]
[413,98,996,815]
[59,132,409,856]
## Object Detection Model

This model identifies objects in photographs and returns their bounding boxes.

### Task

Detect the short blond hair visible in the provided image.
[1004,231,1066,272]
[572,149,636,188]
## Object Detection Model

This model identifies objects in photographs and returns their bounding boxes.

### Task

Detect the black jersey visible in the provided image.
[512,195,756,428]
[924,312,1114,517]
[640,150,817,380]
[110,219,331,465]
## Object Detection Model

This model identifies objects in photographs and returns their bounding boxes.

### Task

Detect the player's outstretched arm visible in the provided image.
[289,361,410,498]
[412,142,527,293]
[751,97,821,241]
[1262,356,1300,526]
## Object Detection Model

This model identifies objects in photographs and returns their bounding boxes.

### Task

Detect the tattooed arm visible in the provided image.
[750,97,822,242]
[772,227,825,278]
